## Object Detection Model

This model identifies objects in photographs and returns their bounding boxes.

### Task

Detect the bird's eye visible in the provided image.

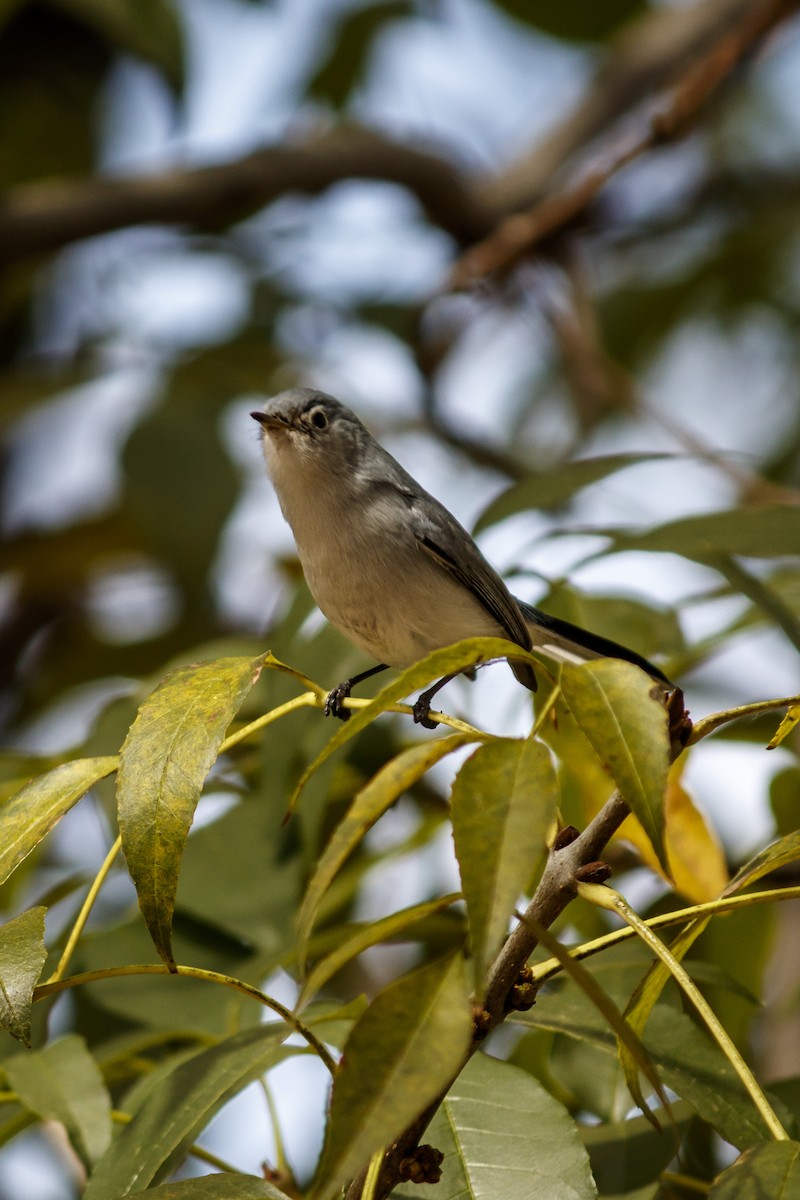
[310,408,328,430]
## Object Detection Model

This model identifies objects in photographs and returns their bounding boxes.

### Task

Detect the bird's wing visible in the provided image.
[407,493,533,652]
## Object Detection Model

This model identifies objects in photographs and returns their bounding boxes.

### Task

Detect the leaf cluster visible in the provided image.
[2,0,800,1197]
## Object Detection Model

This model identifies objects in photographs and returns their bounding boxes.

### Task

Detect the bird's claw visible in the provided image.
[324,682,352,721]
[412,693,440,729]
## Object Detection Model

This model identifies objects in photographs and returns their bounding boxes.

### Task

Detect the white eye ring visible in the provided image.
[310,408,328,430]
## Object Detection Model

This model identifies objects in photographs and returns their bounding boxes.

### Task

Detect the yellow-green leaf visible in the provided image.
[128,1176,293,1195]
[126,1179,293,1199]
[724,830,800,897]
[83,1026,294,1199]
[395,1052,597,1200]
[311,953,472,1200]
[561,660,670,868]
[117,655,266,969]
[710,1142,800,1198]
[290,637,533,811]
[0,907,47,1046]
[452,737,558,994]
[767,704,800,750]
[3,1034,111,1168]
[0,758,118,885]
[299,894,461,1007]
[296,733,477,970]
[626,763,728,902]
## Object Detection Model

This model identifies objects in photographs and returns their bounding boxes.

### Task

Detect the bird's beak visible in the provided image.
[251,410,290,431]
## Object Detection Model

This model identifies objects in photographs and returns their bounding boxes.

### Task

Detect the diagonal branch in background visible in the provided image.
[451,0,800,289]
[1,2,797,275]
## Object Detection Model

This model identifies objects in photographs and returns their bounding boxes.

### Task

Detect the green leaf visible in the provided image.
[724,830,800,896]
[125,1178,293,1200]
[83,1025,294,1198]
[620,918,710,1113]
[122,388,240,596]
[581,1107,693,1197]
[770,768,800,837]
[767,704,800,749]
[0,7,101,188]
[291,637,531,809]
[312,953,472,1199]
[55,0,184,90]
[394,1053,597,1200]
[561,660,669,867]
[0,907,47,1046]
[296,733,478,969]
[310,2,411,107]
[0,758,118,885]
[709,1142,800,1198]
[0,1,26,33]
[492,0,647,42]
[117,655,266,969]
[532,922,667,1129]
[523,994,774,1150]
[474,454,670,533]
[611,506,800,564]
[452,737,557,993]
[2,1034,112,1168]
[299,894,461,1007]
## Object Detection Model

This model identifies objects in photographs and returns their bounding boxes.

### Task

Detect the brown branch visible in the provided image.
[452,0,800,289]
[1,2,794,281]
[0,127,494,267]
[345,692,691,1200]
[482,0,760,213]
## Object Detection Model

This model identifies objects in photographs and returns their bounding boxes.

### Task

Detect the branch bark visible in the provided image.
[344,692,691,1199]
[1,1,796,273]
[451,0,800,288]
[0,127,493,267]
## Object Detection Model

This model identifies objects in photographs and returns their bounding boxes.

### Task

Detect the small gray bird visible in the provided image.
[252,388,673,726]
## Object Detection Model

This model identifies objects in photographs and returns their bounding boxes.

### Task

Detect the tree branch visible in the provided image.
[2,2,796,276]
[451,0,799,288]
[0,127,493,267]
[345,691,690,1199]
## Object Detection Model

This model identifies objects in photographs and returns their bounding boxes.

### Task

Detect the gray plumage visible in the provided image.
[252,388,671,716]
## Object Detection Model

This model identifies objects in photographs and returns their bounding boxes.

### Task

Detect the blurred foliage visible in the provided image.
[1,0,800,1195]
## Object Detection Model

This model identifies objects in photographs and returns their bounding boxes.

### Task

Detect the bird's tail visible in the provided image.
[515,598,673,689]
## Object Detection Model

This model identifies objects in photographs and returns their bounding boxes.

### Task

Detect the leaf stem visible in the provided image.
[688,694,800,744]
[260,1077,291,1179]
[529,885,800,984]
[578,882,790,1141]
[45,835,122,985]
[219,691,486,755]
[531,681,562,738]
[660,1170,711,1194]
[220,692,320,752]
[362,1149,385,1200]
[33,963,338,1076]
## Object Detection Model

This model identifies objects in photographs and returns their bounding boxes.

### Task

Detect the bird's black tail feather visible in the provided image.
[515,598,674,688]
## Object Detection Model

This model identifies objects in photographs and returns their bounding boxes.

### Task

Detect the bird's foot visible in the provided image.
[412,690,440,729]
[666,686,692,752]
[324,680,352,721]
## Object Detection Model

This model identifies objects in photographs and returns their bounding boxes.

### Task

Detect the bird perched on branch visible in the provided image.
[252,388,673,726]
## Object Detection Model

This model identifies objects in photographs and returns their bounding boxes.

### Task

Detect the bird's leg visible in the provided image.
[412,671,462,729]
[324,663,389,721]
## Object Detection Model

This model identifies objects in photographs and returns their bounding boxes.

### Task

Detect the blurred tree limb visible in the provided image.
[1,0,797,274]
[452,0,800,287]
